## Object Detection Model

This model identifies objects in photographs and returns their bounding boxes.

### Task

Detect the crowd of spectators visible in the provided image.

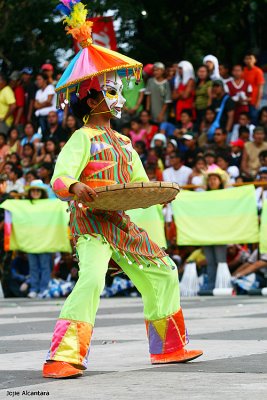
[0,50,267,298]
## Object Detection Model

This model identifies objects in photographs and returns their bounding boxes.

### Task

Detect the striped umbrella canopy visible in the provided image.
[56,45,142,94]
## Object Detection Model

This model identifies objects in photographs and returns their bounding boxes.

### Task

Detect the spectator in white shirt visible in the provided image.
[34,73,56,135]
[255,167,267,215]
[162,151,192,227]
[6,166,25,194]
[163,151,192,186]
[230,112,255,142]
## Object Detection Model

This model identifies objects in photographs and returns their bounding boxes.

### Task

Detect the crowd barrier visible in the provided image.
[181,180,267,190]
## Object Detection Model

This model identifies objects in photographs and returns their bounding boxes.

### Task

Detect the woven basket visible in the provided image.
[87,182,180,211]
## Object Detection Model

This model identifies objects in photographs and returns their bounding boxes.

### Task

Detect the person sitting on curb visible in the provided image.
[232,249,267,279]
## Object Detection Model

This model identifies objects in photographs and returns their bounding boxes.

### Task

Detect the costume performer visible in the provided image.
[43,0,203,379]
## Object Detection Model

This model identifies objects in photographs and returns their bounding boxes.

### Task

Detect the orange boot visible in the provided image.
[151,348,203,364]
[43,361,83,379]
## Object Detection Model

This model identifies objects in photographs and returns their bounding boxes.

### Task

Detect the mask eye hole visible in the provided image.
[107,89,117,96]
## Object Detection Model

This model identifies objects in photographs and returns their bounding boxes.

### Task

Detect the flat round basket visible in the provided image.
[86,182,180,211]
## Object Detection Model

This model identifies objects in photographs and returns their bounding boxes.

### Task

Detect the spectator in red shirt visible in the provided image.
[9,71,25,130]
[139,110,158,148]
[226,65,252,122]
[243,52,265,124]
[172,61,195,122]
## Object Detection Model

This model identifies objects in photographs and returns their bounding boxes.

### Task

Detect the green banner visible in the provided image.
[172,185,259,245]
[127,205,167,248]
[260,200,267,253]
[0,199,71,253]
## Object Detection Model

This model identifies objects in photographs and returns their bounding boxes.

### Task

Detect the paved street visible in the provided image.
[0,296,267,400]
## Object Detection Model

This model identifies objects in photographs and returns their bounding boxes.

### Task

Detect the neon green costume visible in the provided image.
[46,126,188,368]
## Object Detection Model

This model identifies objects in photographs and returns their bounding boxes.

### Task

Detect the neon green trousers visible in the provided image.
[46,234,188,368]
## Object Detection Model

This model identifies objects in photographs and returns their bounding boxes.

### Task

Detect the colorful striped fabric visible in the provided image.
[72,129,166,261]
[47,319,93,368]
[3,210,12,252]
[52,127,167,263]
[56,44,142,95]
[145,308,189,354]
[53,175,78,201]
[126,205,167,249]
[82,128,132,182]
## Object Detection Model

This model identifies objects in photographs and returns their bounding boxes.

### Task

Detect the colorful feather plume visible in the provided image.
[56,0,80,16]
[64,2,87,27]
[56,0,93,45]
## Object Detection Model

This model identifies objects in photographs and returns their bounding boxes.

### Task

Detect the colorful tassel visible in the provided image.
[76,82,81,96]
[103,72,107,91]
[56,93,60,108]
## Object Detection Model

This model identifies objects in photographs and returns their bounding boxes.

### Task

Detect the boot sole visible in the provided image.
[43,372,83,379]
[151,352,203,365]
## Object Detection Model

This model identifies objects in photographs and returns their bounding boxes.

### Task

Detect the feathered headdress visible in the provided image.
[55,0,142,107]
[56,0,93,46]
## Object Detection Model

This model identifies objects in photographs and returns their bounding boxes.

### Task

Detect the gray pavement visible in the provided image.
[0,296,266,399]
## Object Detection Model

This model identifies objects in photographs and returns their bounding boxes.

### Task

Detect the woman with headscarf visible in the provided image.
[203,55,221,81]
[172,61,196,122]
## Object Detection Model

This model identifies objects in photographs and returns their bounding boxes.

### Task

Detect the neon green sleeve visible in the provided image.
[130,149,149,183]
[51,129,91,201]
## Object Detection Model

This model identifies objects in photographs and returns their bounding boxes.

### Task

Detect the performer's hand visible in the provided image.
[70,182,98,203]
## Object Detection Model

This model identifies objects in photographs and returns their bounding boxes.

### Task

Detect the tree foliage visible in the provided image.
[111,0,267,66]
[1,0,267,73]
[0,0,71,72]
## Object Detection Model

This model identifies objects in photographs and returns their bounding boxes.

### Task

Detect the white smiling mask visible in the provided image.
[97,72,126,119]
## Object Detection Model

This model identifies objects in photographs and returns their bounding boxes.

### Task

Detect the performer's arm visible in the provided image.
[51,129,92,201]
[130,149,149,183]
